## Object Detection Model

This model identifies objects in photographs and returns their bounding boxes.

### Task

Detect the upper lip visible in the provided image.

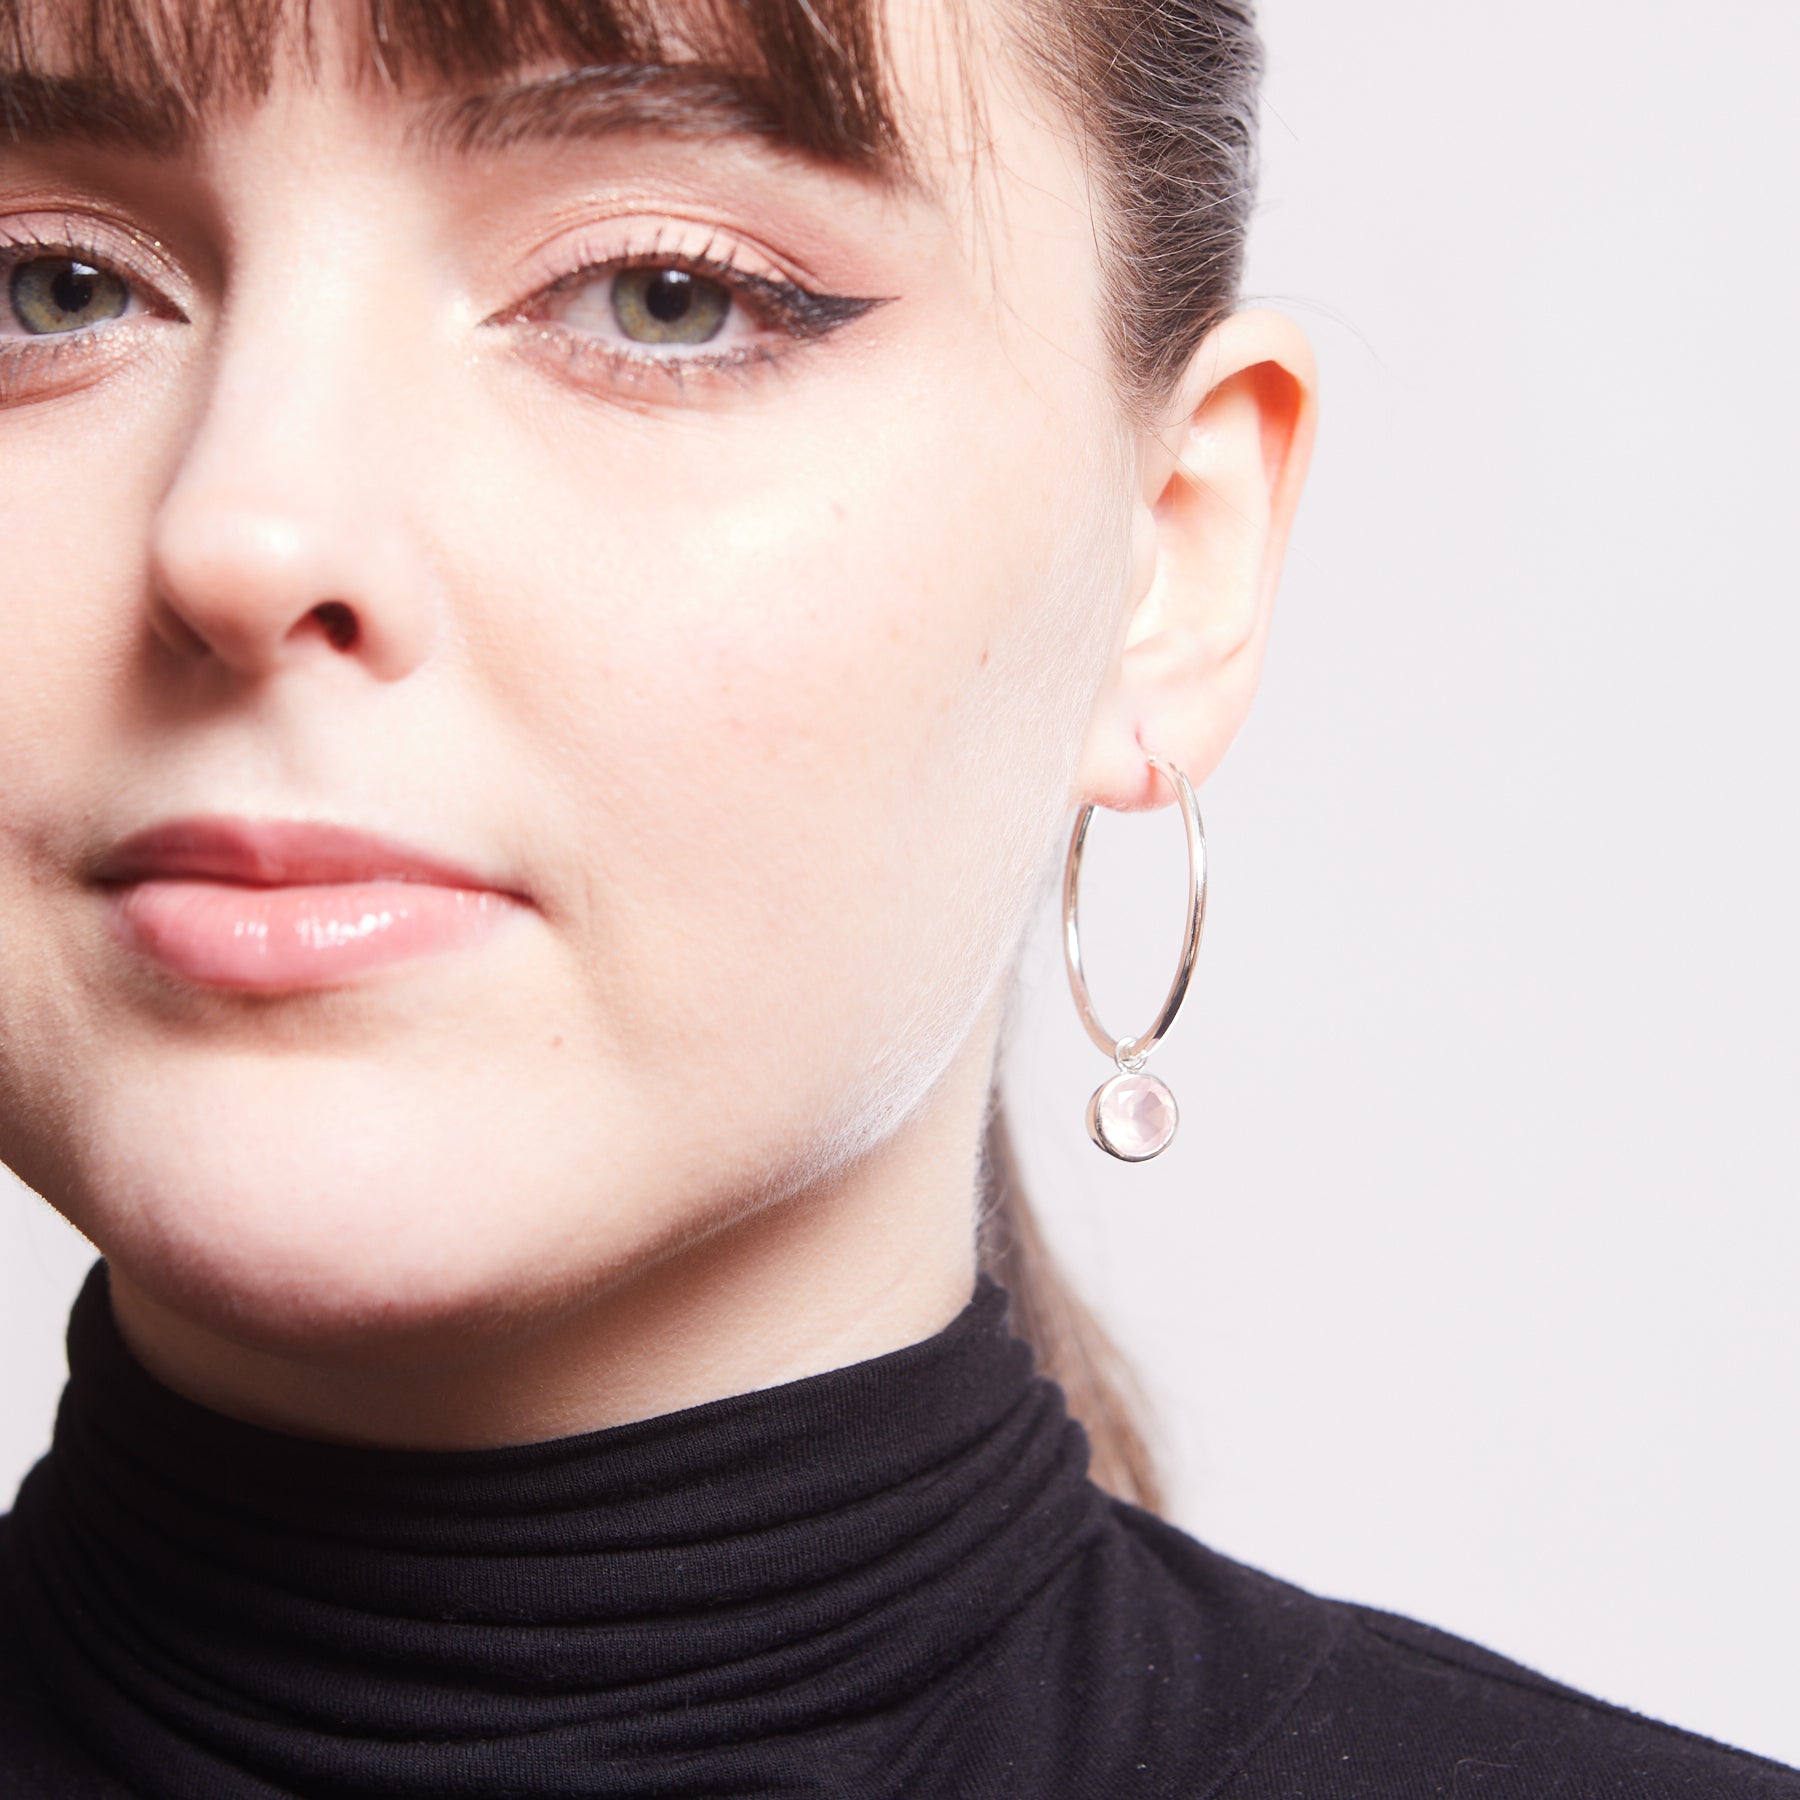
[91,817,517,893]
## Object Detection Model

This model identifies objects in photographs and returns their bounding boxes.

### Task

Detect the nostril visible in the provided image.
[312,601,360,652]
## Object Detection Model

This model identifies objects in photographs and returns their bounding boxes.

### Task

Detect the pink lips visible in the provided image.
[93,818,524,991]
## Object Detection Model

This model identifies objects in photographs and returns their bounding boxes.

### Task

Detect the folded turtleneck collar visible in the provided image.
[8,1263,1102,1798]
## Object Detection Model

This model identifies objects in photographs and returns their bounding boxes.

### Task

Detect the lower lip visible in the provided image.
[107,879,519,990]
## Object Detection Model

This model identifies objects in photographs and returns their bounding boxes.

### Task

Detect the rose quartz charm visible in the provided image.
[1085,1071,1179,1162]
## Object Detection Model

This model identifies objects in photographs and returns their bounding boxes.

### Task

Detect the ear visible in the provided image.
[1074,308,1317,810]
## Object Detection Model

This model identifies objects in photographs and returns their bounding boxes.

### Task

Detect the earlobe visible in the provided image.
[1075,308,1317,810]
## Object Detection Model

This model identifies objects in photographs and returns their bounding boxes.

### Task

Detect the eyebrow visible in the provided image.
[418,65,815,159]
[0,73,193,155]
[0,61,908,183]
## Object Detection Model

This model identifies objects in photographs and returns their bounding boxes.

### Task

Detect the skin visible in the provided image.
[0,0,1314,1447]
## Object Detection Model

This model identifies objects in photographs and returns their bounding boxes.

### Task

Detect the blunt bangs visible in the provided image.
[0,0,902,163]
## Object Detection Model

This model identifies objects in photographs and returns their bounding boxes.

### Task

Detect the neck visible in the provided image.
[106,1052,989,1451]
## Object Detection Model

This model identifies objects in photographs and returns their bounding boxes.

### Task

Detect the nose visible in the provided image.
[149,325,439,684]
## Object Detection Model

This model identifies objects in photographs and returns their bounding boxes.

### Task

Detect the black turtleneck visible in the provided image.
[0,1265,1793,1798]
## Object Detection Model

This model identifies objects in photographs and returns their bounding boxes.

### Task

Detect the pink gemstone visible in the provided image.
[1091,1073,1178,1161]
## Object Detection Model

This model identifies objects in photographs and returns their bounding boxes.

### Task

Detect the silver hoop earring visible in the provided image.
[1061,756,1208,1162]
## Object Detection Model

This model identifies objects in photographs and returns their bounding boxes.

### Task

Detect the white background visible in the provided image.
[4,0,1797,1769]
[1005,0,1800,1767]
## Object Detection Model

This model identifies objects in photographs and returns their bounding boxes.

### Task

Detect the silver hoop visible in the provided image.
[1062,757,1208,1072]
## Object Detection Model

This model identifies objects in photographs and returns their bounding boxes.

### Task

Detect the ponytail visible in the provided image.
[979,1099,1164,1512]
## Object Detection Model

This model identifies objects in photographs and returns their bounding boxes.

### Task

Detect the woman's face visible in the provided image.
[0,0,1140,1352]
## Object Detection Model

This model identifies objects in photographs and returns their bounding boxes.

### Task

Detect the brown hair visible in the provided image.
[0,0,1261,1511]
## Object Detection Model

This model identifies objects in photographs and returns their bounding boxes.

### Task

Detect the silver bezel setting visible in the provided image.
[1086,1070,1180,1163]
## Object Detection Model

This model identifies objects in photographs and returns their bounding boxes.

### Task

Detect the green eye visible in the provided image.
[9,256,131,336]
[610,267,730,346]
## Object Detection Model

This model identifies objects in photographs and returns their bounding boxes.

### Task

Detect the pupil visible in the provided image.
[51,263,99,315]
[645,271,693,324]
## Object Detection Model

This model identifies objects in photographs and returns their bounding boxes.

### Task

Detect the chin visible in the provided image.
[48,1047,672,1360]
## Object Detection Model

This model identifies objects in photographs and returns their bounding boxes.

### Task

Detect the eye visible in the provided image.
[498,231,886,391]
[610,267,730,346]
[7,255,132,336]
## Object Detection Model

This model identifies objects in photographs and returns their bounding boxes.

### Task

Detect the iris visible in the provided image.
[10,257,130,335]
[611,267,729,345]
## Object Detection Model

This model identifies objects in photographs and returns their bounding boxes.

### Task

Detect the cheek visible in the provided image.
[0,386,163,749]
[449,365,1120,1147]
[0,383,183,1170]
